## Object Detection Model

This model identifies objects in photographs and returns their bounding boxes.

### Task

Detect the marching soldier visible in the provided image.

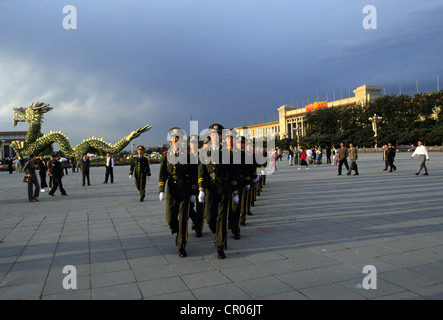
[241,139,258,226]
[226,131,251,240]
[198,124,239,259]
[129,145,151,202]
[159,128,191,258]
[188,134,204,238]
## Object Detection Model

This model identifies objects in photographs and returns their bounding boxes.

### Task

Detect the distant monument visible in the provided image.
[10,102,151,158]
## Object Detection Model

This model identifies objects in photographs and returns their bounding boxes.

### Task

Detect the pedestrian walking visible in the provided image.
[6,156,14,174]
[23,155,40,202]
[104,152,114,184]
[60,156,69,175]
[298,147,309,170]
[382,144,388,171]
[37,154,48,192]
[48,153,68,197]
[386,142,397,172]
[346,143,359,175]
[306,147,313,165]
[326,145,331,164]
[411,140,430,175]
[331,146,338,166]
[79,154,91,186]
[47,155,54,190]
[288,146,294,165]
[315,146,323,165]
[337,143,349,175]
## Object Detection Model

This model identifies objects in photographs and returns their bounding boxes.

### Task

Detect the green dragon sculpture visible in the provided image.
[11,102,151,159]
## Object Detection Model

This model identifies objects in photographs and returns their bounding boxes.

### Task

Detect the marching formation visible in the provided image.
[17,124,432,262]
[158,123,268,260]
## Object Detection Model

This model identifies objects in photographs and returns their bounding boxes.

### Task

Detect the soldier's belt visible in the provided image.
[170,175,185,181]
[210,173,226,179]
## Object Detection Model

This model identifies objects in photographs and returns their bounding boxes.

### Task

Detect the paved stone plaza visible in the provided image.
[1,152,443,300]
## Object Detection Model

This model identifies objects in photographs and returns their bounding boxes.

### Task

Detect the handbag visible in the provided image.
[23,175,33,184]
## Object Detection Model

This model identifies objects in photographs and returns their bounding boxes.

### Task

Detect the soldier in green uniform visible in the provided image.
[159,128,191,258]
[129,145,151,202]
[226,130,251,240]
[188,134,204,238]
[237,136,254,228]
[198,124,239,259]
[241,139,257,226]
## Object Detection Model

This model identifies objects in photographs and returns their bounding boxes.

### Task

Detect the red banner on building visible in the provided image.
[306,101,327,112]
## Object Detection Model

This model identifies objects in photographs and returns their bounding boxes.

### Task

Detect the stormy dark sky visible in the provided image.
[1,0,442,147]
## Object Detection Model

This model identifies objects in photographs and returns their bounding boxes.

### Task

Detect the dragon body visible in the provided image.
[10,102,151,158]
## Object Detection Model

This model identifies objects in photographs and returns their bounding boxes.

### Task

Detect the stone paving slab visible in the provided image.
[1,152,443,300]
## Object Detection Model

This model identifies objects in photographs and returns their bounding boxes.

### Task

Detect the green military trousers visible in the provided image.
[204,183,230,250]
[165,180,190,250]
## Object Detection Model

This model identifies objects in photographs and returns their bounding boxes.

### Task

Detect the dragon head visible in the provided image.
[13,102,52,127]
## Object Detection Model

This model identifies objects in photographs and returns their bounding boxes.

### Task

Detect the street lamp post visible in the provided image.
[368,114,382,149]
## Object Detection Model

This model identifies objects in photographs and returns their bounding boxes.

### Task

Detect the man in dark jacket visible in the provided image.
[337,143,349,175]
[37,154,48,191]
[48,153,68,196]
[79,154,91,186]
[386,142,397,172]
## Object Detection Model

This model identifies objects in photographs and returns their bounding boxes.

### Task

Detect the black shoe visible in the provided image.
[195,231,202,238]
[240,222,246,227]
[179,248,187,258]
[217,249,226,259]
[415,173,419,176]
[423,173,429,176]
[337,173,342,176]
[346,173,351,176]
[233,233,241,240]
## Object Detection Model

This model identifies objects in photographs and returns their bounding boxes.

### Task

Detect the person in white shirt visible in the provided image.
[411,140,430,176]
[306,147,313,165]
[104,152,114,183]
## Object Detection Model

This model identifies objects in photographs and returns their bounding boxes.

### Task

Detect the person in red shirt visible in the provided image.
[298,147,309,170]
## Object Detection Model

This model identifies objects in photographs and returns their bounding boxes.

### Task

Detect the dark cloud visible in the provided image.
[1,0,442,146]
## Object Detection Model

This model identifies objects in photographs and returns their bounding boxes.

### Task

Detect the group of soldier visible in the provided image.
[135,123,268,260]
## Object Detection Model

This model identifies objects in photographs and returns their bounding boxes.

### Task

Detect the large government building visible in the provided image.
[235,84,382,141]
[0,131,27,159]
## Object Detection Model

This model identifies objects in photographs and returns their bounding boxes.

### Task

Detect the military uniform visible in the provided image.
[198,124,239,259]
[188,135,204,237]
[158,128,191,257]
[241,140,257,226]
[129,145,151,202]
[226,132,251,239]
